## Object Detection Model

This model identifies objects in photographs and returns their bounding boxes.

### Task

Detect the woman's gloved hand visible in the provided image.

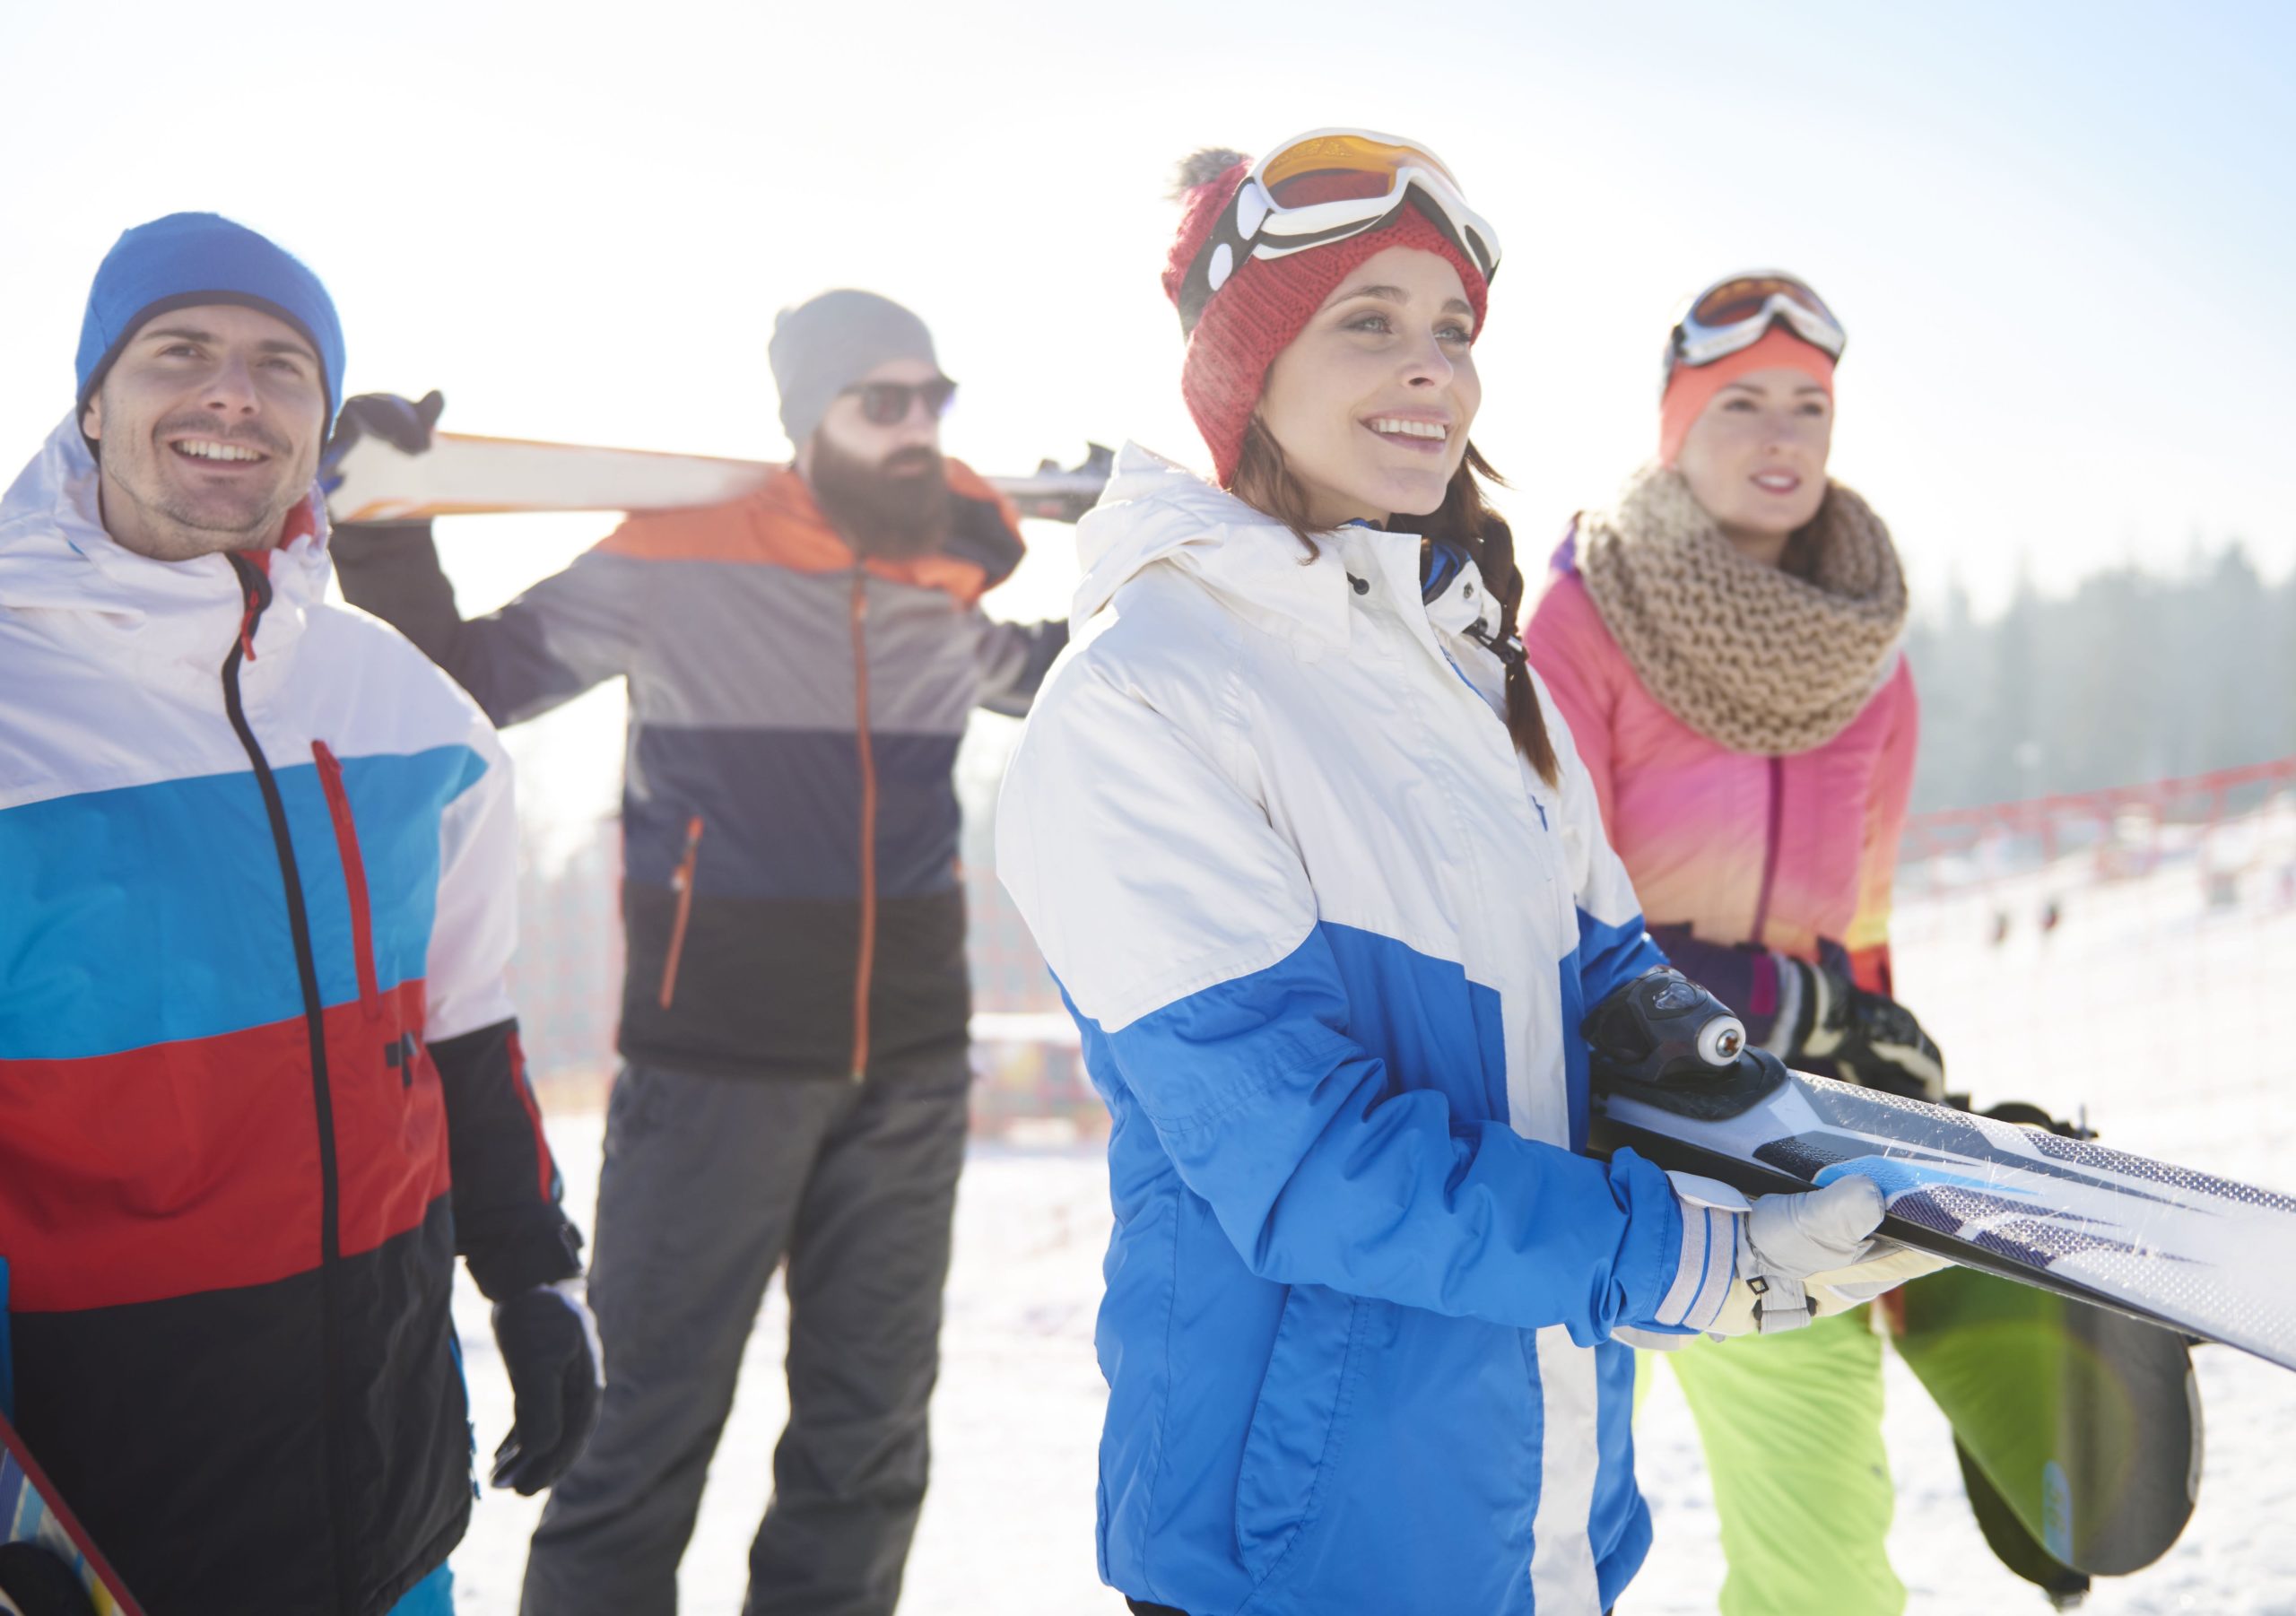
[1776,957,1945,1101]
[1669,1171,1950,1337]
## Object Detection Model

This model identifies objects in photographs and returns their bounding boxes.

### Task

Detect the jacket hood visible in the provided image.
[0,413,334,657]
[1069,442,1509,671]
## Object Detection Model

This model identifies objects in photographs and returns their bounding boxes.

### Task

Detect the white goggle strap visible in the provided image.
[1251,169,1499,278]
[1178,169,1498,335]
[1674,292,1845,370]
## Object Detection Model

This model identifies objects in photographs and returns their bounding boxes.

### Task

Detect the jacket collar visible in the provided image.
[0,413,332,668]
[1070,442,1503,654]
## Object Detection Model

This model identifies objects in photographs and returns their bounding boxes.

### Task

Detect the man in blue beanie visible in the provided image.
[0,213,600,1615]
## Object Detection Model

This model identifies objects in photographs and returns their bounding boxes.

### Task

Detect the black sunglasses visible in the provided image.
[841,377,958,427]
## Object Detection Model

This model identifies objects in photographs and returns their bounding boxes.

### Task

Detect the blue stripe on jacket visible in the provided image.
[0,745,484,1059]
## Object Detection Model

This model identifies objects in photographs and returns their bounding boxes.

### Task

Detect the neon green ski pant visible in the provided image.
[1640,1310,1904,1616]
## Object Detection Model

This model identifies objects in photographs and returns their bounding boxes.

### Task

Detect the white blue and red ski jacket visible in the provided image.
[996,446,1726,1616]
[0,417,580,1614]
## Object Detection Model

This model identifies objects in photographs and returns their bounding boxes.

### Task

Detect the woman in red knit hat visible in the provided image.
[994,144,1923,1615]
[1521,273,1945,1616]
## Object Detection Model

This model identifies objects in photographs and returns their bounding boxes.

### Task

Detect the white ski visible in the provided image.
[1595,1068,2296,1370]
[325,431,1113,525]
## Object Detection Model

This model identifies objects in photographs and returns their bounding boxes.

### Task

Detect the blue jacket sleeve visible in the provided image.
[1085,935,1694,1345]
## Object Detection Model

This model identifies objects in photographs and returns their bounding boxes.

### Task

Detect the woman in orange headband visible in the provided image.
[1522,272,1944,1616]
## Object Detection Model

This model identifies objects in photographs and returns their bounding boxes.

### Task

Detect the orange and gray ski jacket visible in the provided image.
[335,463,1065,1080]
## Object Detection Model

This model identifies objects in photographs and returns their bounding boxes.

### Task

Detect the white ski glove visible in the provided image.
[1667,1172,1948,1337]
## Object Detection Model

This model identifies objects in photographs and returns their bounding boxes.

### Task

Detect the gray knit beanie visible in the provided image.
[769,290,941,448]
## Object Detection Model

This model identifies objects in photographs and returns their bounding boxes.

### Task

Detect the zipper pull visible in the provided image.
[658,816,706,1012]
[671,817,704,891]
[226,552,272,664]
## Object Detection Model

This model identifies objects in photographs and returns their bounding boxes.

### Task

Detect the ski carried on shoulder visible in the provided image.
[325,430,1116,526]
[1583,971,2296,1371]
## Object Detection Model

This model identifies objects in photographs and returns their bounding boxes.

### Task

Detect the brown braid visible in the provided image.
[1228,428,1560,786]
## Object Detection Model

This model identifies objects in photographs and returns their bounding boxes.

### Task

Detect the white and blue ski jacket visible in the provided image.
[996,446,1726,1616]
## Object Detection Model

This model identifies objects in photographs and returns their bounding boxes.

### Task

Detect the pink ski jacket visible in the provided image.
[1522,534,1918,1047]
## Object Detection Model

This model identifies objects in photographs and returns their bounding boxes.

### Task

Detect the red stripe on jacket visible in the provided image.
[0,978,450,1314]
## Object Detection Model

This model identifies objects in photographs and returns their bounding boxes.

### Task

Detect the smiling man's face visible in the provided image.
[80,301,327,560]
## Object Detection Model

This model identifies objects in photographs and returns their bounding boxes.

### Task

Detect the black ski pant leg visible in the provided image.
[743,1046,970,1616]
[521,1064,844,1616]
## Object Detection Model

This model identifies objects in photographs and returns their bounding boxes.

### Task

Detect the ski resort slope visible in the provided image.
[450,825,2296,1612]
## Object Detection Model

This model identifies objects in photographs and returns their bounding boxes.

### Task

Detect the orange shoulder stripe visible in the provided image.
[594,468,854,571]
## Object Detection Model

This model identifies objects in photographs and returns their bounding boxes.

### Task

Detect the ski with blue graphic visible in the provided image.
[1583,970,2296,1372]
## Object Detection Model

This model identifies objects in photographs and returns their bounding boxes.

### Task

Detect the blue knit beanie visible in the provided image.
[76,213,345,428]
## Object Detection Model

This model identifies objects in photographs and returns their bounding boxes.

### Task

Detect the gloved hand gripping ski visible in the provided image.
[321,389,446,492]
[1587,969,1944,1337]
[1584,968,2296,1367]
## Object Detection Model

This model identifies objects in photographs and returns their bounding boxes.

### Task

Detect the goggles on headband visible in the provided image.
[1175,128,1502,335]
[1663,271,1846,387]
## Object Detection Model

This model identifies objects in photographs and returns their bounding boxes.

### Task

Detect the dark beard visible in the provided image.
[808,436,953,560]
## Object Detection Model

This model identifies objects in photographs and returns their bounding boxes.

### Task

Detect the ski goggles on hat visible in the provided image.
[1664,271,1845,381]
[840,376,957,427]
[1175,128,1502,334]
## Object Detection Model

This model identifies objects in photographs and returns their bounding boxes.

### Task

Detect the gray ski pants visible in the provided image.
[519,1049,970,1616]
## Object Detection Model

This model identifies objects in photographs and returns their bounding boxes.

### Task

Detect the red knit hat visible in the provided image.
[1657,326,1836,466]
[1161,153,1492,485]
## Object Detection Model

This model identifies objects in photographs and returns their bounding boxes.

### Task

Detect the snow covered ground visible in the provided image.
[451,815,2296,1613]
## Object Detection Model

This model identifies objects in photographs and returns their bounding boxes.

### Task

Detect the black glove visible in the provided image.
[1779,958,1944,1101]
[322,389,445,494]
[490,1280,603,1495]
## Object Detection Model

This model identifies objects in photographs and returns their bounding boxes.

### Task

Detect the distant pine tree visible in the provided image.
[1905,547,2296,811]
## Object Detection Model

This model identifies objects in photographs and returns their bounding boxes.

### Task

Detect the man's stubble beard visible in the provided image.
[96,405,309,561]
[808,435,954,560]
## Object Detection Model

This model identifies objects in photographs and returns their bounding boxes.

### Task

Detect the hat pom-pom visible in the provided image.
[1171,147,1249,200]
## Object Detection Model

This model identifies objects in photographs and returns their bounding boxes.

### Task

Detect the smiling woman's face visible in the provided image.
[1674,367,1833,549]
[1252,244,1479,530]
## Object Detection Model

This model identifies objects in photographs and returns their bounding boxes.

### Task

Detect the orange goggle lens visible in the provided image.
[1261,134,1460,210]
[1692,274,1839,334]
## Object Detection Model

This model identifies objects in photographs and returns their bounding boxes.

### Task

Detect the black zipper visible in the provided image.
[222,553,352,1611]
[1750,755,1785,943]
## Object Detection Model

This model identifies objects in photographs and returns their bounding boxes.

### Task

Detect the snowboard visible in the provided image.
[326,431,1115,526]
[1952,1438,2093,1607]
[1887,1264,2200,1576]
[0,1411,142,1616]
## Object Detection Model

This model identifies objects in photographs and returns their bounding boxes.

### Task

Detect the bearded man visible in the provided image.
[331,290,1067,1616]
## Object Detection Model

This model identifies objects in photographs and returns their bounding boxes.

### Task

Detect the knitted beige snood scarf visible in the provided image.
[1575,465,1909,755]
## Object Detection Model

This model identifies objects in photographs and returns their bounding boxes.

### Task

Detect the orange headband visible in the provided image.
[1658,326,1836,466]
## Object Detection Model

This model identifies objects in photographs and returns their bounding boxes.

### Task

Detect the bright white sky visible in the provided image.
[5,0,2290,840]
